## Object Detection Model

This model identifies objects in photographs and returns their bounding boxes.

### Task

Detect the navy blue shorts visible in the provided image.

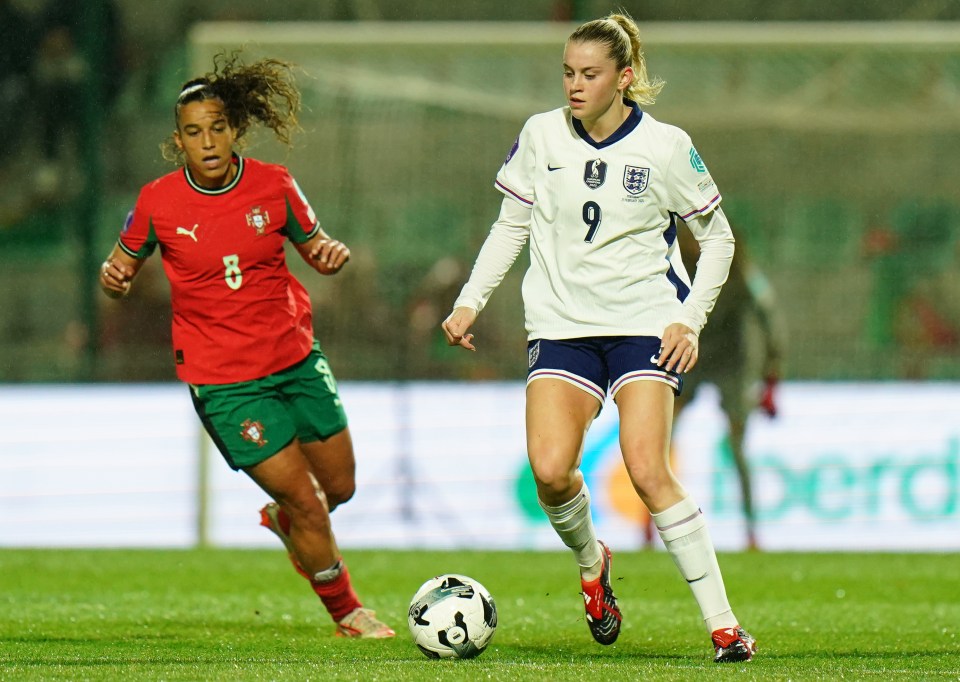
[526,336,683,406]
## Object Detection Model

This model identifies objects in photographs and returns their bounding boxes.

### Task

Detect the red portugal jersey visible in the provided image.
[118,155,321,384]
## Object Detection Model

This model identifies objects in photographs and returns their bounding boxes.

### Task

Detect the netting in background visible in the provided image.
[2,21,958,382]
[186,22,960,382]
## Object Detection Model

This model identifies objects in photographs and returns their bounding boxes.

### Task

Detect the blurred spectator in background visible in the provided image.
[406,257,466,370]
[889,202,960,378]
[32,0,125,197]
[0,0,33,171]
[98,256,173,380]
[671,225,786,550]
[864,199,958,378]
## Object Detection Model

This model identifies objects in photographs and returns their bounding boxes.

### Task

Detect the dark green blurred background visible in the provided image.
[1,0,958,383]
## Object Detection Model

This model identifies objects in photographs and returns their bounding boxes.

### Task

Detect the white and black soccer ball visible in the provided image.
[407,574,498,659]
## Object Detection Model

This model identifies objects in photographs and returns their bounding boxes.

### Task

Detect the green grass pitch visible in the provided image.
[2,548,957,680]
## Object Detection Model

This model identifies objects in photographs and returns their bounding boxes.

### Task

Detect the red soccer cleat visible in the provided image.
[580,541,622,645]
[712,625,757,663]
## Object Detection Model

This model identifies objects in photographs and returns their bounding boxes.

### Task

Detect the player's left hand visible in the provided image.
[658,322,699,373]
[759,373,779,418]
[310,239,350,275]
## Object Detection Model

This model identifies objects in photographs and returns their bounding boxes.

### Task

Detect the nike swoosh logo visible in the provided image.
[547,164,564,171]
[650,354,661,364]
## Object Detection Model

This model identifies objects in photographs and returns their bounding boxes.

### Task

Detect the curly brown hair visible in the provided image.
[161,51,302,163]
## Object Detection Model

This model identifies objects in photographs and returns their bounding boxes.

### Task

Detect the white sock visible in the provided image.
[539,483,603,580]
[653,496,738,633]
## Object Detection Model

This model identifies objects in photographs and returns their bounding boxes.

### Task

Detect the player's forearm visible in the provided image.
[675,208,735,334]
[453,198,531,313]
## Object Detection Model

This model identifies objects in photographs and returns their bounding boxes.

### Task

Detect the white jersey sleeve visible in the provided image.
[666,132,722,220]
[674,206,735,334]
[494,122,537,208]
[453,197,531,313]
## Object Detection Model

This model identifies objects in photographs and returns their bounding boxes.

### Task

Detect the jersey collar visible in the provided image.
[183,153,244,195]
[572,99,643,150]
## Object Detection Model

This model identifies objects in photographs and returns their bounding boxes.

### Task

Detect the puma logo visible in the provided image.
[176,224,199,242]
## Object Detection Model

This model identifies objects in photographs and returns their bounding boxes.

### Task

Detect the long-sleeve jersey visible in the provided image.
[455,101,734,340]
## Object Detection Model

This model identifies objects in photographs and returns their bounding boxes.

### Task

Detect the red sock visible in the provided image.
[310,561,363,622]
[273,506,361,619]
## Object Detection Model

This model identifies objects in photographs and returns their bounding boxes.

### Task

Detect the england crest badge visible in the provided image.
[528,340,541,368]
[623,166,649,195]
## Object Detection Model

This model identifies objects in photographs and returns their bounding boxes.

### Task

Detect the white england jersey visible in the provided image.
[487,102,731,341]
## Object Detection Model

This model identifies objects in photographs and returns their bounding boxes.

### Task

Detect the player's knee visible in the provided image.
[530,460,578,498]
[624,461,675,501]
[324,481,356,511]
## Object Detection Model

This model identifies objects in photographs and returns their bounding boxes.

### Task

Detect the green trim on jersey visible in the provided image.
[118,217,158,259]
[183,154,245,195]
[283,196,319,243]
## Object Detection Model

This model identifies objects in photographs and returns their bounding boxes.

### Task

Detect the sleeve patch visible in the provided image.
[689,147,707,173]
[504,137,520,165]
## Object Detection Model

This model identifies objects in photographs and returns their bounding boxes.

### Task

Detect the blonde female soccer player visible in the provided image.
[98,54,394,639]
[442,13,756,662]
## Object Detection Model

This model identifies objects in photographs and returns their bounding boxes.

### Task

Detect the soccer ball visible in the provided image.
[407,574,498,659]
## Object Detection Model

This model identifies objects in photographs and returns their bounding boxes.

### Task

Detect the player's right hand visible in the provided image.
[658,322,699,373]
[100,258,133,298]
[441,307,478,351]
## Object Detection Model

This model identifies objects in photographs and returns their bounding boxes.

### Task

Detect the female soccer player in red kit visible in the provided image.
[98,54,394,639]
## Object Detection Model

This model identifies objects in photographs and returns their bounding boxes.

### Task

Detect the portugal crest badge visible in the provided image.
[245,206,271,235]
[240,419,268,447]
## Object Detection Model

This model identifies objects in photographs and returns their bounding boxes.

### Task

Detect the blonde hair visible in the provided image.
[161,51,302,164]
[568,12,664,106]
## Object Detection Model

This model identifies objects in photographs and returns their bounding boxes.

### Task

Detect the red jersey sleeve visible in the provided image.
[280,172,321,243]
[117,188,160,259]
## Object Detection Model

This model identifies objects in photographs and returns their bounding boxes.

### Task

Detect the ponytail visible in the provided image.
[568,12,664,106]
